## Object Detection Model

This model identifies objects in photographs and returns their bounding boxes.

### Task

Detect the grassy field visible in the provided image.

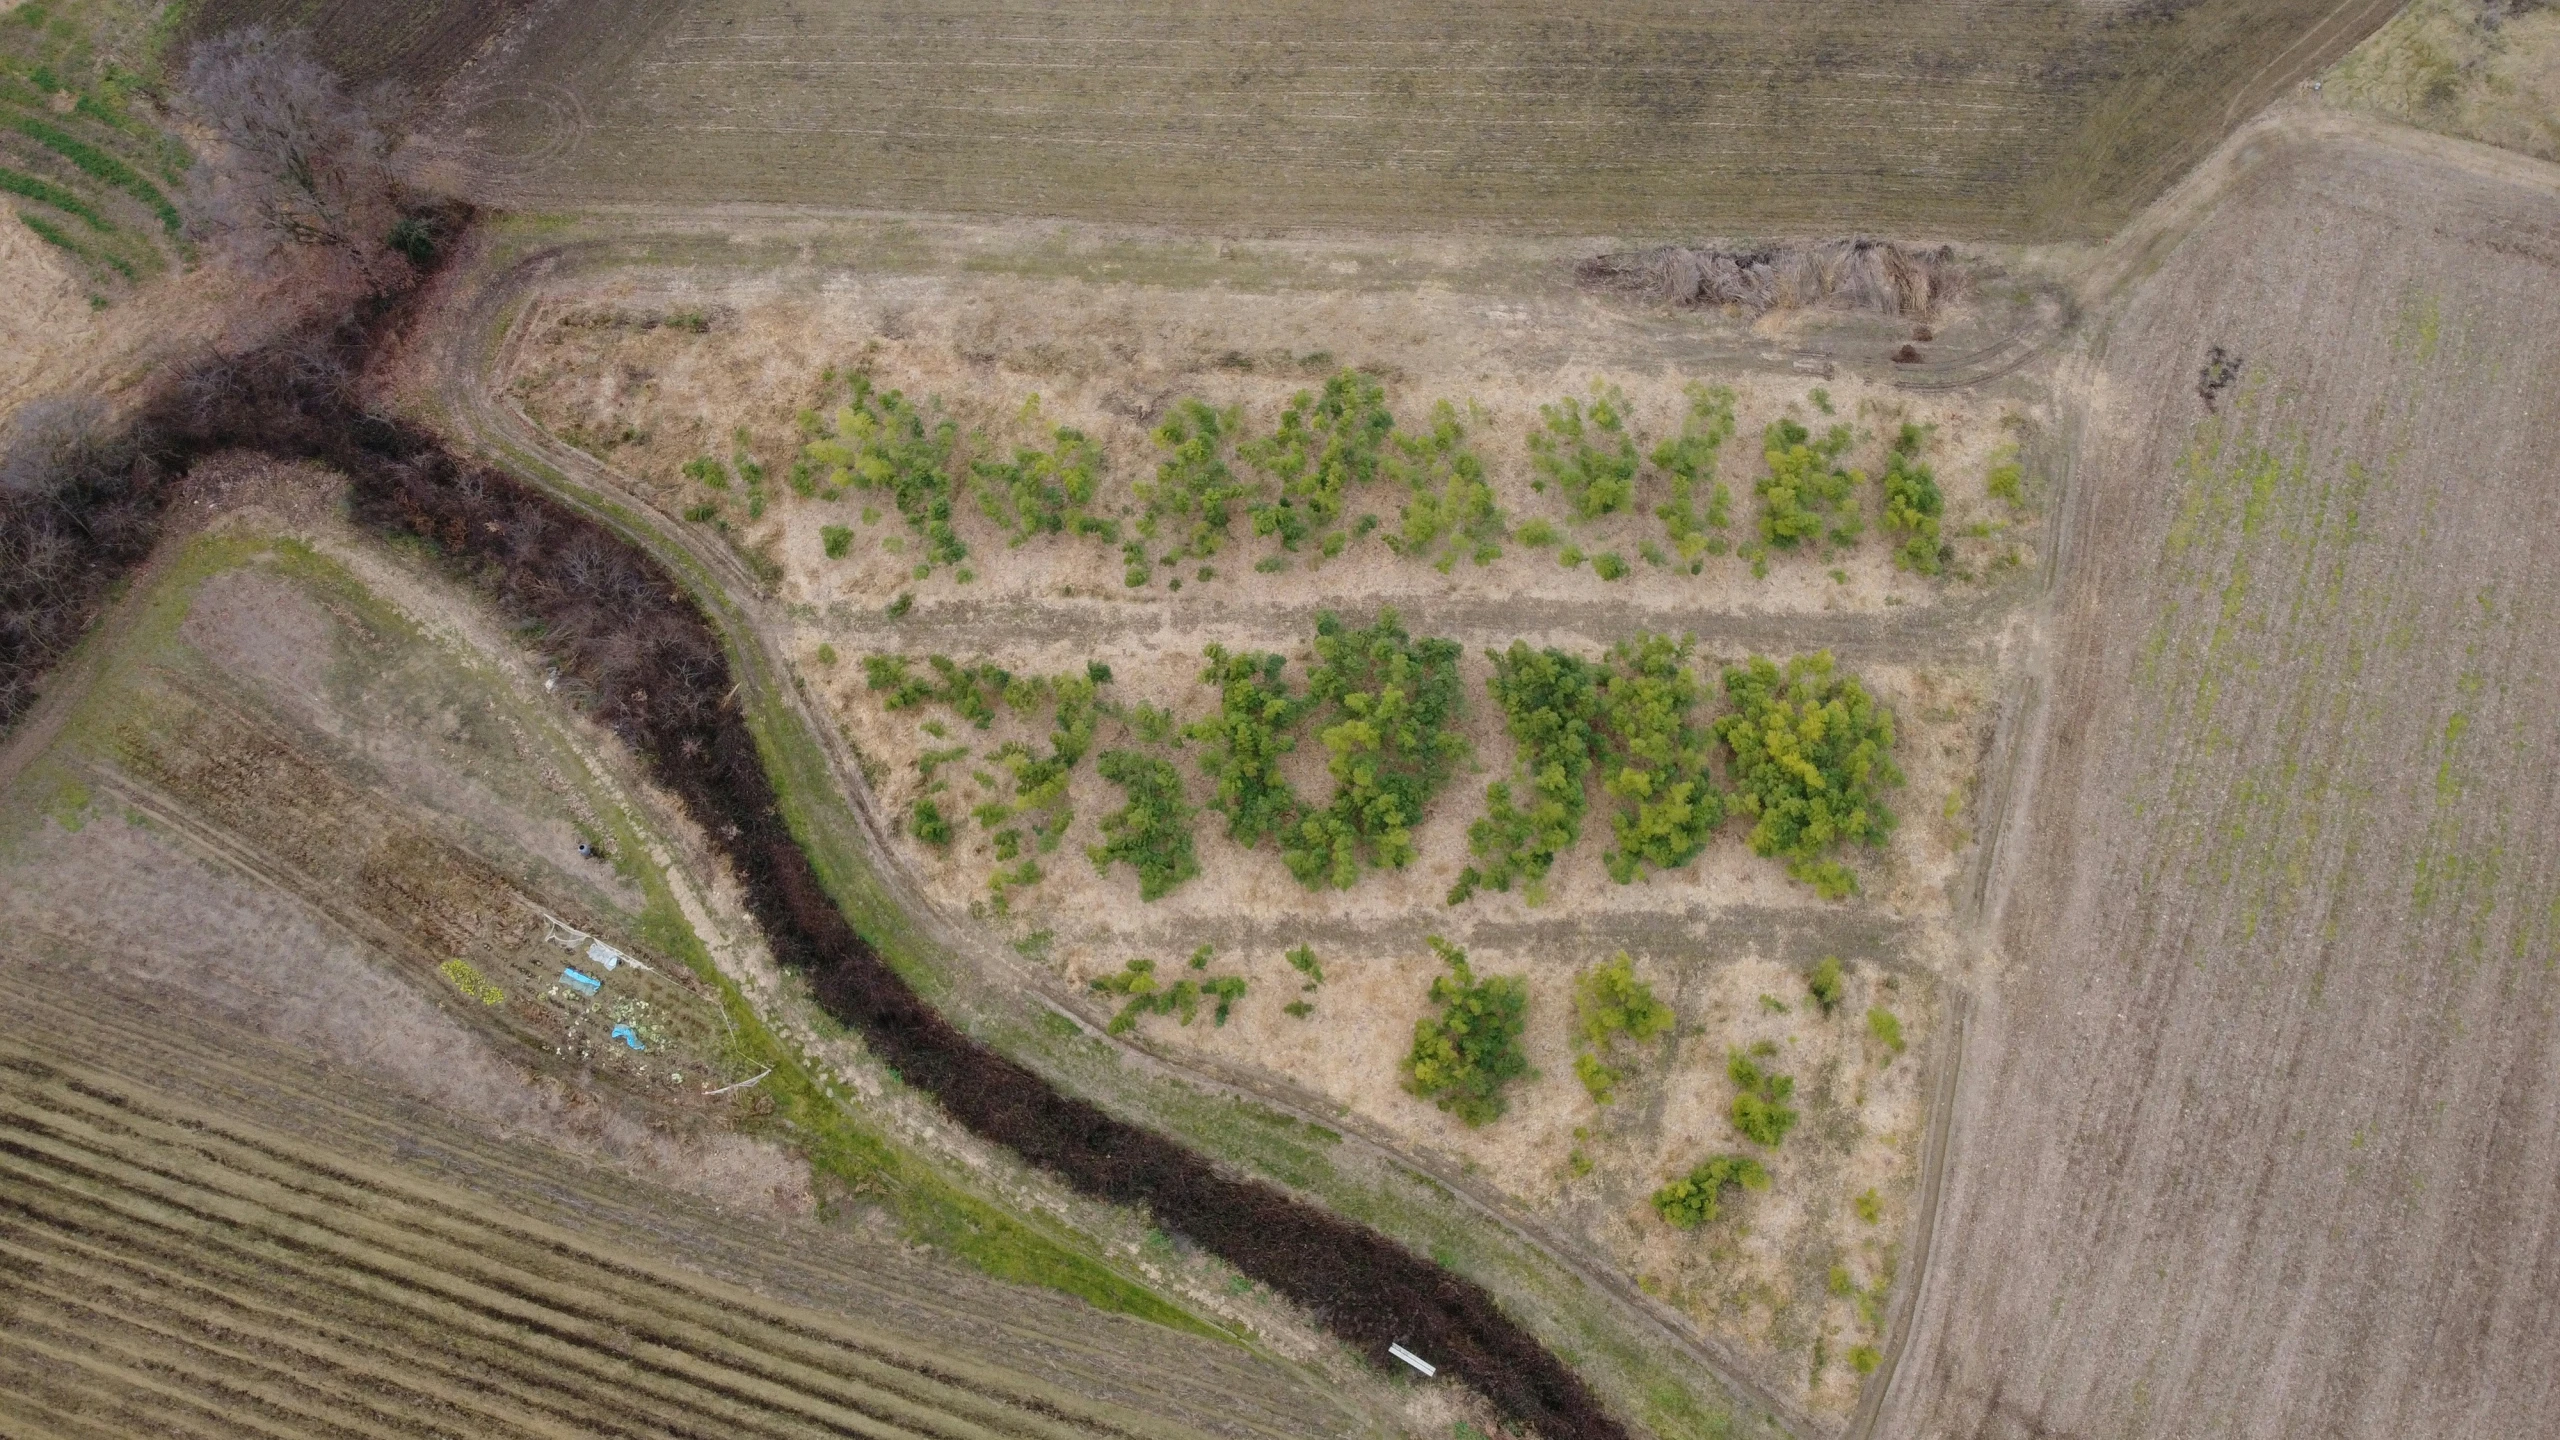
[1883,123,2560,1438]
[433,0,2398,239]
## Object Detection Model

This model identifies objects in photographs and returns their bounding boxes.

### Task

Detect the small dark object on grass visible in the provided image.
[1911,326,1934,342]
[1892,344,1923,364]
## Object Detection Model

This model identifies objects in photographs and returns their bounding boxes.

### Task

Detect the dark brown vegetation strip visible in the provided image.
[2,231,1628,1440]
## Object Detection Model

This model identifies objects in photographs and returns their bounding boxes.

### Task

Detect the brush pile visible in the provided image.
[1578,237,1965,319]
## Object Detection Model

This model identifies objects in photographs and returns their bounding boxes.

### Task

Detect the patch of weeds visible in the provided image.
[1139,398,1249,562]
[1383,399,1505,566]
[438,958,505,1006]
[1244,368,1394,550]
[803,374,966,570]
[1855,1187,1883,1224]
[1868,1006,1905,1059]
[1403,936,1529,1125]
[1807,955,1845,1014]
[975,422,1117,544]
[1881,423,1947,574]
[820,524,853,558]
[1091,955,1248,1033]
[1757,417,1861,552]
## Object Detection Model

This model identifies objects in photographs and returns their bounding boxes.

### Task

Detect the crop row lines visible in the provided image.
[0,1066,1145,1440]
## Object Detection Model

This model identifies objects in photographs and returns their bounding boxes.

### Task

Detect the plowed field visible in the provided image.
[1881,122,2560,1439]
[434,0,2398,237]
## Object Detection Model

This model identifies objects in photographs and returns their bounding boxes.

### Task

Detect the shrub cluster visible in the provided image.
[1570,952,1673,1103]
[1529,383,1640,519]
[1089,749,1201,900]
[1136,398,1248,564]
[1187,645,1309,848]
[1727,1047,1799,1147]
[1713,652,1903,897]
[1597,634,1724,882]
[1243,369,1394,551]
[1284,610,1468,889]
[802,375,964,571]
[1382,399,1503,569]
[1650,1154,1769,1228]
[1403,937,1530,1126]
[1456,644,1605,904]
[975,423,1116,545]
[1650,384,1736,563]
[1880,422,1946,574]
[1090,956,1247,1034]
[1757,417,1860,551]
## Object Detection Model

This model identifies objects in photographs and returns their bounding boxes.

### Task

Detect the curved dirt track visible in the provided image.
[1875,122,2560,1440]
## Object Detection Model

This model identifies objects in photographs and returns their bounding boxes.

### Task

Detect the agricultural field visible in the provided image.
[432,0,2396,238]
[0,462,1434,1431]
[1880,122,2560,1437]
[474,230,2060,1422]
[0,977,1359,1440]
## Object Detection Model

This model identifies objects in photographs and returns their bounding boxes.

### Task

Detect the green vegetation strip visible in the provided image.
[9,114,180,234]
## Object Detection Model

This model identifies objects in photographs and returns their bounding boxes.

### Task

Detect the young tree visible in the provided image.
[1403,937,1531,1125]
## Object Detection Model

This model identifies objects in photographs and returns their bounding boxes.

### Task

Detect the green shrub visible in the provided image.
[820,524,853,558]
[1650,1154,1770,1228]
[1848,1346,1881,1375]
[1593,551,1630,581]
[1530,383,1641,518]
[1089,750,1201,900]
[1403,937,1530,1126]
[1244,369,1394,547]
[1557,544,1585,569]
[885,592,914,618]
[1091,957,1246,1032]
[1807,955,1845,1014]
[1383,400,1504,565]
[1188,645,1308,847]
[1571,951,1674,1103]
[1651,384,1737,561]
[1855,1187,1883,1224]
[911,796,954,847]
[975,425,1116,544]
[1460,644,1604,903]
[1880,423,1946,574]
[1138,398,1249,560]
[1727,1049,1798,1147]
[1284,610,1468,889]
[1986,445,2025,507]
[682,455,730,489]
[1757,417,1860,550]
[1713,652,1902,896]
[1598,634,1725,882]
[814,643,838,666]
[1868,1006,1905,1057]
[1515,517,1560,547]
[803,375,966,569]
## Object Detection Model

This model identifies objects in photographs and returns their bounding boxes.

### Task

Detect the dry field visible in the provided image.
[429,0,2396,238]
[469,233,2063,1424]
[0,976,1360,1440]
[1880,123,2560,1438]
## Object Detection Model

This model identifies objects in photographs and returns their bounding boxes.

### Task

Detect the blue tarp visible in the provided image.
[561,968,602,996]
[610,1024,645,1051]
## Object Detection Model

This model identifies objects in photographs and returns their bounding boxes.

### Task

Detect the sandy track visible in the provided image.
[1877,124,2560,1439]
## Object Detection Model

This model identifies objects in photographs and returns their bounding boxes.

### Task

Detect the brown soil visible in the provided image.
[1882,124,2560,1439]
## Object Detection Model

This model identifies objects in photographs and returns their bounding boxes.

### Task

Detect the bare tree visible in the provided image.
[181,28,405,275]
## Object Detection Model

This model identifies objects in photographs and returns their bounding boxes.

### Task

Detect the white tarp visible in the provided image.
[586,939,626,971]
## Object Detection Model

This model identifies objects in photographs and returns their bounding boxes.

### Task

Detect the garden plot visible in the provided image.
[1883,125,2560,1439]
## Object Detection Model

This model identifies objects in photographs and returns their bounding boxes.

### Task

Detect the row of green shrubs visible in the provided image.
[694,368,1989,584]
[869,626,1903,905]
